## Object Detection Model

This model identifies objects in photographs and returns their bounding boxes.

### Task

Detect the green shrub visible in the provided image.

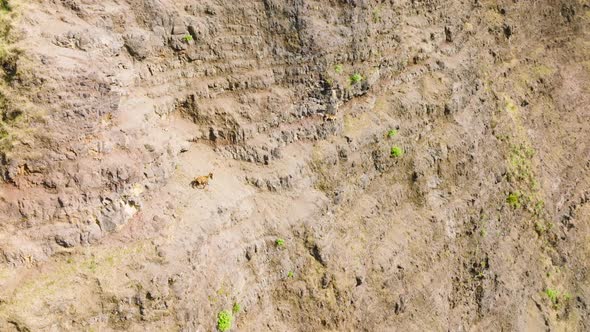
[275,238,285,247]
[390,146,404,158]
[287,271,294,278]
[0,0,10,12]
[506,192,521,208]
[545,288,558,305]
[350,73,362,84]
[232,302,241,314]
[387,129,398,138]
[217,310,233,332]
[334,64,343,74]
[183,34,193,42]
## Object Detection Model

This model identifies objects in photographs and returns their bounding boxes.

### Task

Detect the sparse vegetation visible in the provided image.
[334,64,343,74]
[350,73,362,84]
[390,146,404,158]
[86,259,98,272]
[534,220,552,235]
[534,221,546,235]
[232,302,241,314]
[532,200,545,218]
[309,152,338,194]
[495,108,552,239]
[275,238,285,247]
[387,129,398,138]
[288,271,294,278]
[0,1,27,155]
[494,96,544,218]
[507,192,521,209]
[183,34,193,42]
[372,6,382,23]
[507,142,535,185]
[217,310,233,332]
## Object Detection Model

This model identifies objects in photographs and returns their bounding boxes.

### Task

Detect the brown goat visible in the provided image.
[191,172,213,189]
[323,114,337,121]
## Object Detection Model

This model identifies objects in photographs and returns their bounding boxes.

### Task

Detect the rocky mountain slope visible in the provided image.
[0,0,589,330]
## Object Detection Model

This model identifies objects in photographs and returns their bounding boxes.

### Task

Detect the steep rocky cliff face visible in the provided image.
[0,0,589,330]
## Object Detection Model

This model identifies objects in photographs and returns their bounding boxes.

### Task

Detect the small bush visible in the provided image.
[0,0,10,12]
[350,73,362,84]
[287,271,294,278]
[334,64,343,74]
[275,238,285,247]
[232,302,241,314]
[217,310,233,332]
[387,129,398,138]
[390,146,404,158]
[183,34,193,42]
[506,192,521,208]
[545,288,558,305]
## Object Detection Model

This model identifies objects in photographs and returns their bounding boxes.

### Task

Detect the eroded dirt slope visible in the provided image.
[0,0,589,331]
